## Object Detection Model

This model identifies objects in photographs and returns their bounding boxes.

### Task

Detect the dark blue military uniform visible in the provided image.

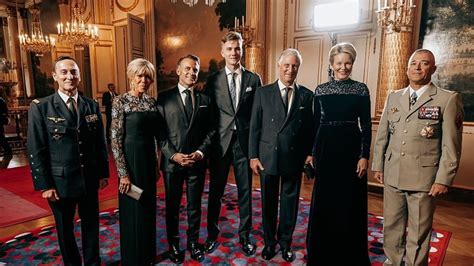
[27,92,109,265]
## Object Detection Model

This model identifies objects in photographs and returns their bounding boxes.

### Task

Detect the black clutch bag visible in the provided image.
[303,163,316,180]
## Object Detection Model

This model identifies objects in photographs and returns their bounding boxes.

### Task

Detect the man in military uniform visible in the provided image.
[27,56,109,266]
[372,49,464,266]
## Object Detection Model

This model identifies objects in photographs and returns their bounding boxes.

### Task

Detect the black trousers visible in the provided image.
[105,111,112,143]
[48,192,100,266]
[0,125,11,154]
[207,133,253,240]
[260,173,302,249]
[164,169,205,247]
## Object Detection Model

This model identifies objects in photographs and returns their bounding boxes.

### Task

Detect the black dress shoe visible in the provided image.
[239,236,256,256]
[261,245,277,260]
[188,243,205,262]
[204,239,219,253]
[168,245,184,264]
[281,247,295,262]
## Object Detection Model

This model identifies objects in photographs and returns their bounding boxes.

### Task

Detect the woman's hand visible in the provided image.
[119,176,131,194]
[356,158,368,178]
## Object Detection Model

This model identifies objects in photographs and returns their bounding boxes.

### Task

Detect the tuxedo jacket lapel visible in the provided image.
[236,69,251,112]
[217,70,235,115]
[171,87,190,128]
[188,92,201,128]
[285,86,301,122]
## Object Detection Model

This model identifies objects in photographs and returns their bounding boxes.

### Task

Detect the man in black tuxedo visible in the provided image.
[157,54,214,263]
[249,49,314,262]
[27,56,109,266]
[101,83,116,144]
[204,31,262,256]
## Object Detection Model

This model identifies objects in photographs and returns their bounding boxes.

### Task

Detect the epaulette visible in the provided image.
[32,99,40,104]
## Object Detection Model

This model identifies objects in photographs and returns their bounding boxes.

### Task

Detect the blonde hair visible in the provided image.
[329,42,357,64]
[127,58,156,82]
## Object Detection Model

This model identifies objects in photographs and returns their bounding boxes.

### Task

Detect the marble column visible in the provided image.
[375,30,413,116]
[6,7,23,105]
[245,0,266,82]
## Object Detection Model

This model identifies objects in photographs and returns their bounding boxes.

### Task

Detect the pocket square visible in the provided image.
[245,87,253,92]
[199,105,208,108]
[299,106,305,110]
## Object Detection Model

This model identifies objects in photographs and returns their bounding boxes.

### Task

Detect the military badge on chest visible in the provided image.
[47,117,66,140]
[420,124,435,138]
[418,106,440,139]
[388,106,399,134]
[85,114,99,131]
[418,106,440,120]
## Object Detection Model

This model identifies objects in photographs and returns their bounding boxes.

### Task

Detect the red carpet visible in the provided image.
[0,158,120,228]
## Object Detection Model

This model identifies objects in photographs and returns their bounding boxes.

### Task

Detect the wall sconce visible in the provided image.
[233,16,257,47]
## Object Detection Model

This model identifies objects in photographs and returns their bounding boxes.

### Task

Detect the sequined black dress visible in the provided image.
[306,79,372,265]
[111,93,161,265]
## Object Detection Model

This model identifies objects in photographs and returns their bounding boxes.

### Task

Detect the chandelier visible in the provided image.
[18,1,55,57]
[170,0,226,7]
[376,0,416,33]
[56,1,98,50]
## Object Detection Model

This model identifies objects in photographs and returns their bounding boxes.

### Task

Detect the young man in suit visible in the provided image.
[204,31,262,256]
[102,83,116,144]
[27,56,109,265]
[249,49,315,262]
[157,54,214,263]
[372,49,464,266]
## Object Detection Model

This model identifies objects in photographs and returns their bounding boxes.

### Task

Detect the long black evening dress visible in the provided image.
[111,93,161,265]
[306,79,372,265]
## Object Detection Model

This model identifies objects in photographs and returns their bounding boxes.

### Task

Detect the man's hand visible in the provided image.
[429,183,448,197]
[99,178,109,190]
[42,188,60,202]
[119,176,131,194]
[373,171,384,184]
[305,156,313,167]
[250,158,264,175]
[172,153,195,167]
[356,158,368,178]
[188,151,203,162]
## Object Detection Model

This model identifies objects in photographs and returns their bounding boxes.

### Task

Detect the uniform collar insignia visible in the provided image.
[390,106,399,113]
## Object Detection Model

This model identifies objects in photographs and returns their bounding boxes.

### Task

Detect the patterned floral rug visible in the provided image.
[0,184,451,265]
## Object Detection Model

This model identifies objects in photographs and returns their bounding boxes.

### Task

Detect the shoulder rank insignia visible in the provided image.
[47,117,66,123]
[32,99,40,104]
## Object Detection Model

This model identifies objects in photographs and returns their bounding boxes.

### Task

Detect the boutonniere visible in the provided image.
[85,114,98,123]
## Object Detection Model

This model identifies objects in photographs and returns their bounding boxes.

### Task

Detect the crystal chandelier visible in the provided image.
[170,0,226,7]
[56,1,98,50]
[375,0,416,33]
[18,1,55,57]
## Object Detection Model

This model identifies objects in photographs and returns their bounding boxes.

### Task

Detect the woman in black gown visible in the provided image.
[306,43,372,265]
[111,58,161,265]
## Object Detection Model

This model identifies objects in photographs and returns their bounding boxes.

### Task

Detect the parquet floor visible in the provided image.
[1,152,473,265]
